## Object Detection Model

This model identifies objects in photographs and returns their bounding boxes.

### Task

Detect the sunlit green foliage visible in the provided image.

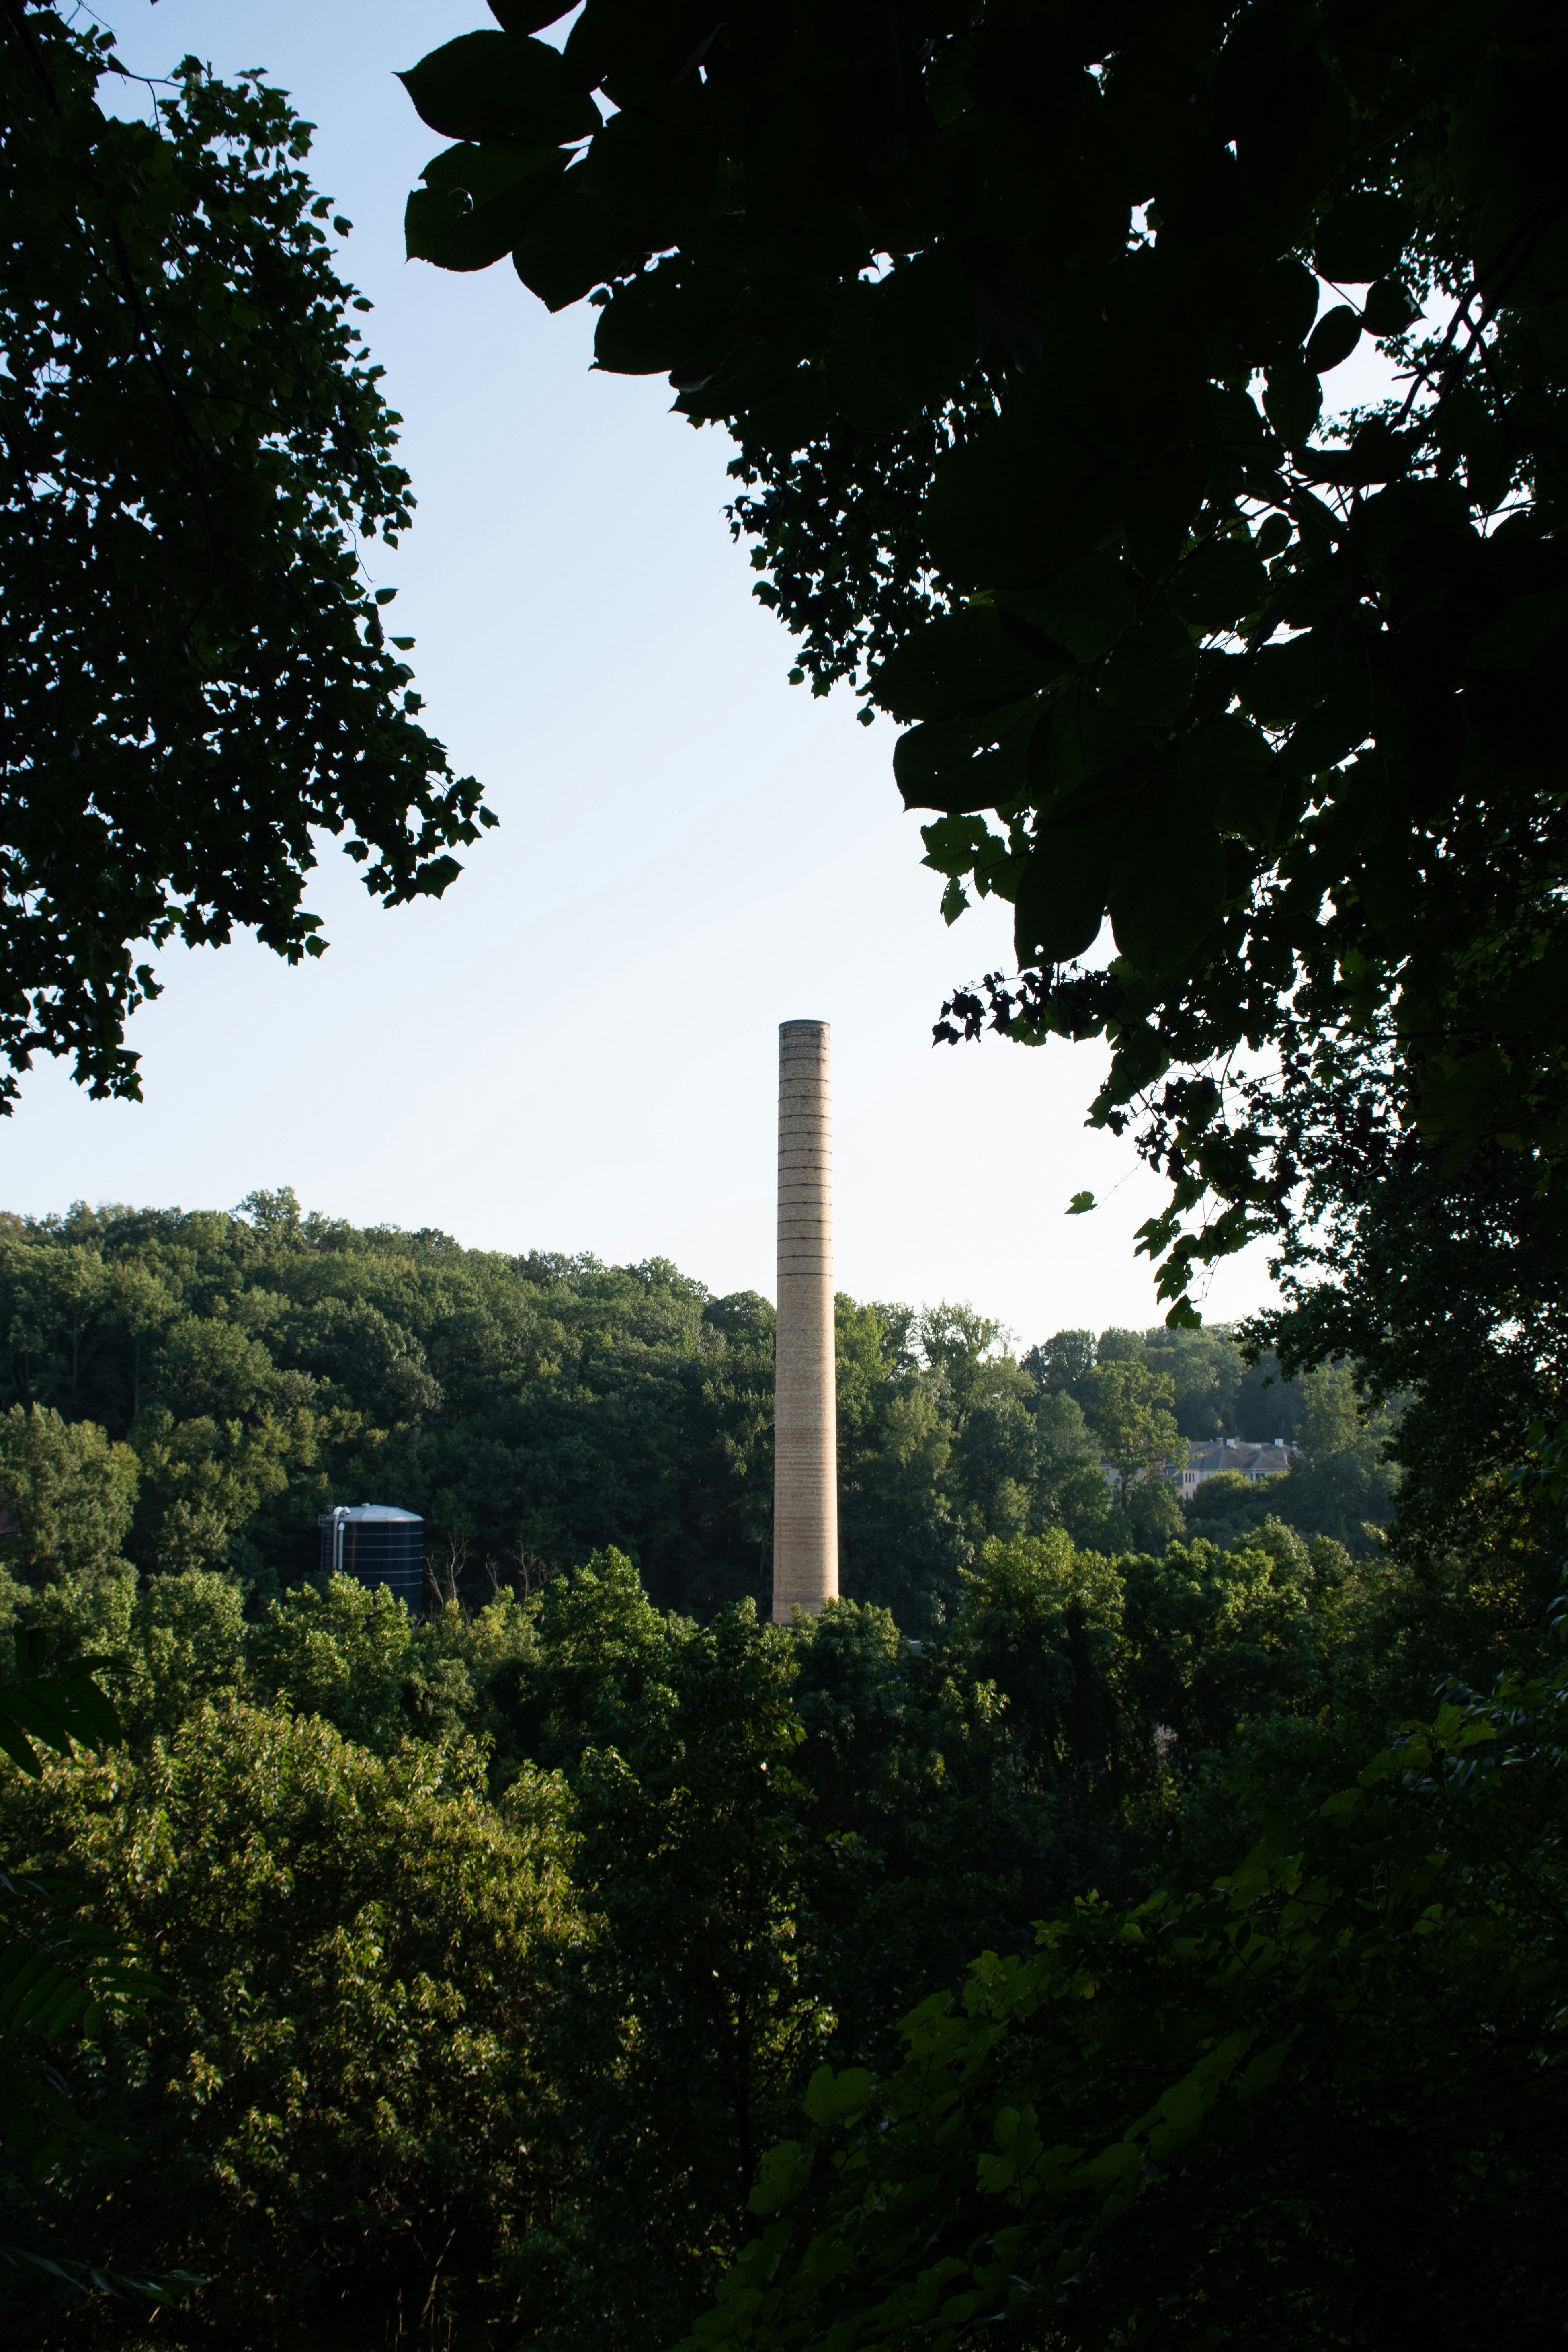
[2,1701,575,2342]
[0,1410,137,1588]
[0,1205,1549,2342]
[4,1197,1399,1627]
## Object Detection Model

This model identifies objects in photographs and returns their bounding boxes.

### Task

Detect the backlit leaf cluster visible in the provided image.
[2,8,494,1109]
[400,0,1567,1312]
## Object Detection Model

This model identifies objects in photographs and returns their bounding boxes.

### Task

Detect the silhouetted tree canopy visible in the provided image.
[0,6,492,1109]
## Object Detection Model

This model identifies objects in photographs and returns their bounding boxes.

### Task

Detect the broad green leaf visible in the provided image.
[1235,2031,1299,2102]
[1100,600,1197,727]
[1208,381,1270,462]
[1296,417,1410,489]
[1013,818,1113,966]
[1168,535,1269,634]
[801,2064,872,2126]
[1468,584,1568,671]
[869,247,978,412]
[746,264,836,367]
[894,700,1040,814]
[919,812,995,881]
[924,394,1119,591]
[1032,684,1141,805]
[1,2247,203,2305]
[1362,276,1420,335]
[406,144,564,272]
[1278,687,1371,776]
[0,1639,125,1778]
[1357,840,1418,954]
[514,177,635,313]
[1305,303,1362,373]
[1236,635,1322,729]
[822,342,912,434]
[1108,801,1225,977]
[1178,711,1278,833]
[398,33,600,148]
[706,361,836,455]
[749,2138,813,2215]
[594,257,743,378]
[1234,254,1320,359]
[488,0,578,29]
[998,555,1136,664]
[1261,357,1322,449]
[873,605,1057,724]
[422,139,560,210]
[1236,46,1351,221]
[1146,2077,1207,2160]
[1314,192,1414,285]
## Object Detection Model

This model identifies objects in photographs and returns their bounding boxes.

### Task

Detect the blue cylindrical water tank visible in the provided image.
[318,1504,425,1617]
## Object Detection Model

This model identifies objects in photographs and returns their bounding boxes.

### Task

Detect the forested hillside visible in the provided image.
[4,1537,1556,2342]
[0,1192,1391,1643]
[1,1193,1557,2342]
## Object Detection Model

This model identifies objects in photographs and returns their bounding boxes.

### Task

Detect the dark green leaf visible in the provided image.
[1031,685,1142,806]
[1236,635,1322,728]
[406,144,564,273]
[488,0,577,30]
[923,396,1121,591]
[1262,356,1322,449]
[998,556,1136,665]
[1234,45,1351,221]
[1179,711,1278,834]
[398,33,600,148]
[1013,818,1112,966]
[515,177,635,312]
[1101,600,1197,727]
[873,605,1057,724]
[1305,303,1361,373]
[1295,416,1408,487]
[1314,192,1414,285]
[894,699,1040,814]
[821,342,913,434]
[1279,687,1372,775]
[869,248,978,413]
[594,257,742,377]
[1362,275,1420,335]
[801,2064,872,2126]
[1108,798,1226,976]
[1233,254,1320,360]
[1468,585,1568,671]
[1357,837,1418,953]
[1169,535,1270,633]
[0,1639,124,1778]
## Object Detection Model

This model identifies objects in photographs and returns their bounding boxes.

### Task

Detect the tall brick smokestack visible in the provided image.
[773,1019,838,1621]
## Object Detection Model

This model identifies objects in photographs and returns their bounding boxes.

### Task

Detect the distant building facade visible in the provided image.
[1170,1435,1303,1496]
[1098,1435,1304,1497]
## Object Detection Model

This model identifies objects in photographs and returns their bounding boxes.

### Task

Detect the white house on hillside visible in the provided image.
[1098,1436,1304,1497]
[1170,1435,1303,1496]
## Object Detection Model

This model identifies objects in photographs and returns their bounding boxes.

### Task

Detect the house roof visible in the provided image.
[1180,1439,1302,1478]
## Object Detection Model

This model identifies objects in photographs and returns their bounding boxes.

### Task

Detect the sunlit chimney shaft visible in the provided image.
[773,1020,838,1621]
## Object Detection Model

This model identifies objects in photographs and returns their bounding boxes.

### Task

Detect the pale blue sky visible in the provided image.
[8,0,1305,1341]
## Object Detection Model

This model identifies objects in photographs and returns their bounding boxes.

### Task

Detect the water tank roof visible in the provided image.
[319,1503,422,1524]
